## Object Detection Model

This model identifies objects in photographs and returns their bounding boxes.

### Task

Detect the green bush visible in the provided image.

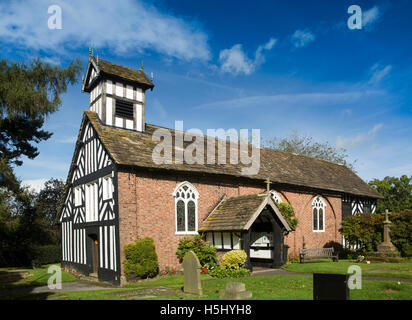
[277,202,299,230]
[30,245,61,268]
[339,210,412,257]
[176,235,218,270]
[220,250,247,270]
[390,210,412,257]
[123,237,159,278]
[209,267,251,278]
[339,213,384,252]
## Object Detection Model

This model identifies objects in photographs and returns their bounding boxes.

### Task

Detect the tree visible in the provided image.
[35,178,65,226]
[264,132,356,171]
[0,58,81,184]
[368,175,412,213]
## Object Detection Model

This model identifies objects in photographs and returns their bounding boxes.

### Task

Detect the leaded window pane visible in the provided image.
[313,208,318,231]
[319,208,324,231]
[187,201,196,231]
[176,200,185,232]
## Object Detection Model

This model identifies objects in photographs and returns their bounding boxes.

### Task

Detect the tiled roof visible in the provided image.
[199,193,292,232]
[84,111,383,199]
[96,58,154,89]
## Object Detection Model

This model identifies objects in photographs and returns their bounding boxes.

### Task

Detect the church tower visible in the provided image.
[81,54,154,131]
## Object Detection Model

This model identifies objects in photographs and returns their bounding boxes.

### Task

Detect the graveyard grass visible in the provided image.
[1,260,411,300]
[281,259,412,279]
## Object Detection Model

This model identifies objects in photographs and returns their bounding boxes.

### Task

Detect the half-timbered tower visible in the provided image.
[59,55,383,285]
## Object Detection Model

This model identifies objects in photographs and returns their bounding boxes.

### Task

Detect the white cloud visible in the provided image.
[291,29,315,48]
[363,6,382,28]
[21,179,48,193]
[336,123,383,149]
[55,136,77,144]
[195,90,383,110]
[369,63,392,84]
[218,38,277,75]
[0,0,210,61]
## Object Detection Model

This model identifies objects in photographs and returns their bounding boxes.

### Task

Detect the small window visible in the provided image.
[115,99,134,119]
[85,181,98,222]
[74,186,82,207]
[270,190,283,203]
[312,196,326,232]
[102,176,113,200]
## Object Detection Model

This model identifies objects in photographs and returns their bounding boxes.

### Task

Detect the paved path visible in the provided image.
[0,280,116,297]
[251,268,412,283]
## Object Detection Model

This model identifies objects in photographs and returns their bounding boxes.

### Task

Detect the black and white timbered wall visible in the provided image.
[60,120,120,284]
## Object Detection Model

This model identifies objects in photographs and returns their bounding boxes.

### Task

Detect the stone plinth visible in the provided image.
[377,210,399,254]
[219,282,252,300]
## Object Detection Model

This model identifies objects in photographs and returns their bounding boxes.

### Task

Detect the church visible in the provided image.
[58,54,383,284]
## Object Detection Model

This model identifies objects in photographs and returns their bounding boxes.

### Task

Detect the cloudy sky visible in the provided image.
[1,0,411,192]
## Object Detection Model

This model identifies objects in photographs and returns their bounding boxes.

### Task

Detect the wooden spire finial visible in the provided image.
[141,60,144,70]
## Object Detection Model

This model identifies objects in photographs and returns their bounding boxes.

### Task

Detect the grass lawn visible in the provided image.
[282,259,412,279]
[31,274,412,300]
[0,264,79,290]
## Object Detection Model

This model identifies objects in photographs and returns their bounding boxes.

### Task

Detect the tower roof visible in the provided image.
[82,56,154,92]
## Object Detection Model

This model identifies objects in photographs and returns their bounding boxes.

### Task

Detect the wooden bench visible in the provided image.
[299,248,339,263]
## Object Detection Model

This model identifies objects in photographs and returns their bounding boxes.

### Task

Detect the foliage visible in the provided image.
[389,210,412,257]
[339,213,384,253]
[35,178,65,226]
[176,235,218,270]
[208,267,251,279]
[339,210,412,257]
[30,245,61,268]
[276,202,299,230]
[220,250,247,270]
[123,237,159,279]
[264,132,356,171]
[0,58,81,167]
[369,175,412,213]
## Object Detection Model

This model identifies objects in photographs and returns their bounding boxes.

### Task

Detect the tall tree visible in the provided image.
[35,178,65,226]
[369,175,412,213]
[0,58,81,174]
[264,132,356,170]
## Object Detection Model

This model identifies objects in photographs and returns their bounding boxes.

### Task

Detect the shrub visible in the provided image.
[209,267,251,278]
[277,202,299,230]
[176,235,218,270]
[390,210,412,257]
[339,213,384,252]
[123,237,159,279]
[30,245,61,268]
[220,250,247,270]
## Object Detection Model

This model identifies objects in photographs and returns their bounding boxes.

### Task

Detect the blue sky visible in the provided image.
[0,0,411,191]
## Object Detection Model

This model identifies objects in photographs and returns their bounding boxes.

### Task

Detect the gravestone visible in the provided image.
[313,273,349,300]
[220,282,252,299]
[182,251,202,296]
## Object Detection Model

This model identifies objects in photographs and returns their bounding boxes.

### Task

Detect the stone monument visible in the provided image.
[377,210,398,253]
[219,282,252,299]
[182,251,202,296]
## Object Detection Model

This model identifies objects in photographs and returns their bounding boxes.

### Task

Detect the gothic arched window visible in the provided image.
[270,190,283,203]
[312,196,326,232]
[173,182,199,234]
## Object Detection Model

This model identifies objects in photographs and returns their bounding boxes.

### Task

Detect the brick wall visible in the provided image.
[117,169,342,273]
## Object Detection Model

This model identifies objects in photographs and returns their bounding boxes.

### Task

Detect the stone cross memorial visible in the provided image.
[377,209,397,253]
[182,251,202,296]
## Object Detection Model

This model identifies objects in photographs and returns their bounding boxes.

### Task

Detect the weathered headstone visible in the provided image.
[182,251,202,296]
[219,282,252,299]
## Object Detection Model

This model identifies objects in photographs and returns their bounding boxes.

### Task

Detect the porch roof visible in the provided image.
[199,193,293,232]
